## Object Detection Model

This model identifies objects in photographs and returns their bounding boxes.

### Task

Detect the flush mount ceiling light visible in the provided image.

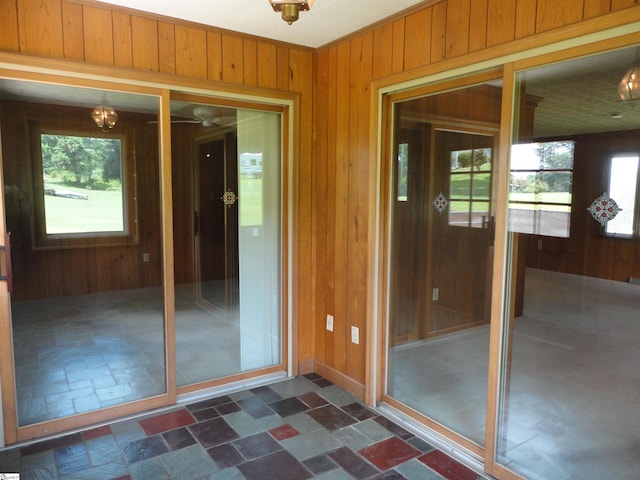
[618,65,640,101]
[91,96,118,132]
[269,0,314,25]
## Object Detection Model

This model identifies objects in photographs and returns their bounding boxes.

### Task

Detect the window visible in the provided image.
[606,154,640,237]
[397,143,408,201]
[441,128,494,229]
[509,140,574,237]
[33,130,136,248]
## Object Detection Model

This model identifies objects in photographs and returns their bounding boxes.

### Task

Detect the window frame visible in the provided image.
[605,152,640,239]
[31,124,138,250]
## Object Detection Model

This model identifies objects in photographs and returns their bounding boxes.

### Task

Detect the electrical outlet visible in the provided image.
[143,253,150,262]
[326,314,334,332]
[351,326,359,344]
[432,288,439,301]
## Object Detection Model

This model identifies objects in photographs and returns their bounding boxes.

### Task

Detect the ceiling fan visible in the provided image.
[150,105,236,127]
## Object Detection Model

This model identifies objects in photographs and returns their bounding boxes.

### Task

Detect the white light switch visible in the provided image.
[143,253,150,262]
[432,288,439,301]
[326,314,334,332]
[351,326,359,344]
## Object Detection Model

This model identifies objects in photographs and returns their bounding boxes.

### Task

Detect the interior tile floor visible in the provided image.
[11,284,242,426]
[389,268,640,480]
[0,374,489,480]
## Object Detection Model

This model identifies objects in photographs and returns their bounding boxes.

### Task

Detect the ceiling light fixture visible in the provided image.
[91,95,118,132]
[618,65,640,101]
[269,0,314,25]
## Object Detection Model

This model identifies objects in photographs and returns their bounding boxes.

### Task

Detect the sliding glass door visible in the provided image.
[495,45,640,480]
[0,80,168,439]
[381,42,640,480]
[0,75,288,443]
[385,79,501,450]
[171,100,283,389]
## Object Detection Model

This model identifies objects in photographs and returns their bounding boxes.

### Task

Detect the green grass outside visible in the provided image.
[43,177,276,234]
[44,183,124,234]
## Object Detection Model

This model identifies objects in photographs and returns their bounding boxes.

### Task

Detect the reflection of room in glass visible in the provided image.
[605,154,639,236]
[508,140,574,238]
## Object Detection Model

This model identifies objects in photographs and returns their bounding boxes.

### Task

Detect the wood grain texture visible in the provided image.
[113,12,133,68]
[131,16,158,72]
[486,0,517,46]
[0,0,19,52]
[222,34,244,84]
[83,5,114,65]
[175,25,207,79]
[18,0,64,57]
[61,1,84,61]
[404,7,432,71]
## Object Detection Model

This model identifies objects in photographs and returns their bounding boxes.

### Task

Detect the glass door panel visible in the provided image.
[0,81,166,428]
[172,101,282,387]
[386,82,501,446]
[496,45,640,479]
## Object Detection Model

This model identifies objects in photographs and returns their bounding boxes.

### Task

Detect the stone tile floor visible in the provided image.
[0,374,488,479]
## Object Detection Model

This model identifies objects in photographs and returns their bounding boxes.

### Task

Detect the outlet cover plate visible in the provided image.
[351,326,359,344]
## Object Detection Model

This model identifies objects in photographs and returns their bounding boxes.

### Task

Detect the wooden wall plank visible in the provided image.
[157,21,176,74]
[243,39,258,86]
[345,32,372,383]
[175,25,207,79]
[515,0,537,39]
[0,0,19,51]
[372,23,393,80]
[431,0,448,63]
[469,0,489,52]
[536,0,585,32]
[113,12,133,68]
[584,0,613,18]
[257,41,277,89]
[61,1,84,61]
[222,34,244,84]
[131,16,158,72]
[446,0,470,59]
[324,45,338,369]
[487,0,517,46]
[277,45,290,90]
[333,41,351,374]
[612,0,639,10]
[17,0,64,57]
[404,7,432,71]
[83,5,114,65]
[206,31,223,81]
[392,18,405,74]
[313,49,330,365]
[289,47,315,364]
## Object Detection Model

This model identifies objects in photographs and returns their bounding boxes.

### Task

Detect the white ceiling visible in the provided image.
[96,0,427,48]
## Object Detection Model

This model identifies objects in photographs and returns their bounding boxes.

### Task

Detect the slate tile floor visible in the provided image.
[0,374,488,480]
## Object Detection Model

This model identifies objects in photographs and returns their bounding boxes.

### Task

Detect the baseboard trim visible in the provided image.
[313,361,366,401]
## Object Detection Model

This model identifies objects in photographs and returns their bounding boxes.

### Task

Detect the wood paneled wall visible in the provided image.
[313,0,640,390]
[2,0,640,395]
[525,130,640,282]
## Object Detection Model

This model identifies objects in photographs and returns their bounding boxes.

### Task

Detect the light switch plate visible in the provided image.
[326,314,334,332]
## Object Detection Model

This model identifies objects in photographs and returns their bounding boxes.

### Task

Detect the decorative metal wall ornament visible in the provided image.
[433,192,448,214]
[221,189,237,207]
[587,192,622,226]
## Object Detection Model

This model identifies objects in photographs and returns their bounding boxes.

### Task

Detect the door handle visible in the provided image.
[0,232,13,292]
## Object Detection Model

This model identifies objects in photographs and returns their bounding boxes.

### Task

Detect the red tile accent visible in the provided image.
[269,424,299,441]
[358,436,420,471]
[418,450,481,480]
[82,425,112,441]
[298,392,328,408]
[139,409,196,436]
